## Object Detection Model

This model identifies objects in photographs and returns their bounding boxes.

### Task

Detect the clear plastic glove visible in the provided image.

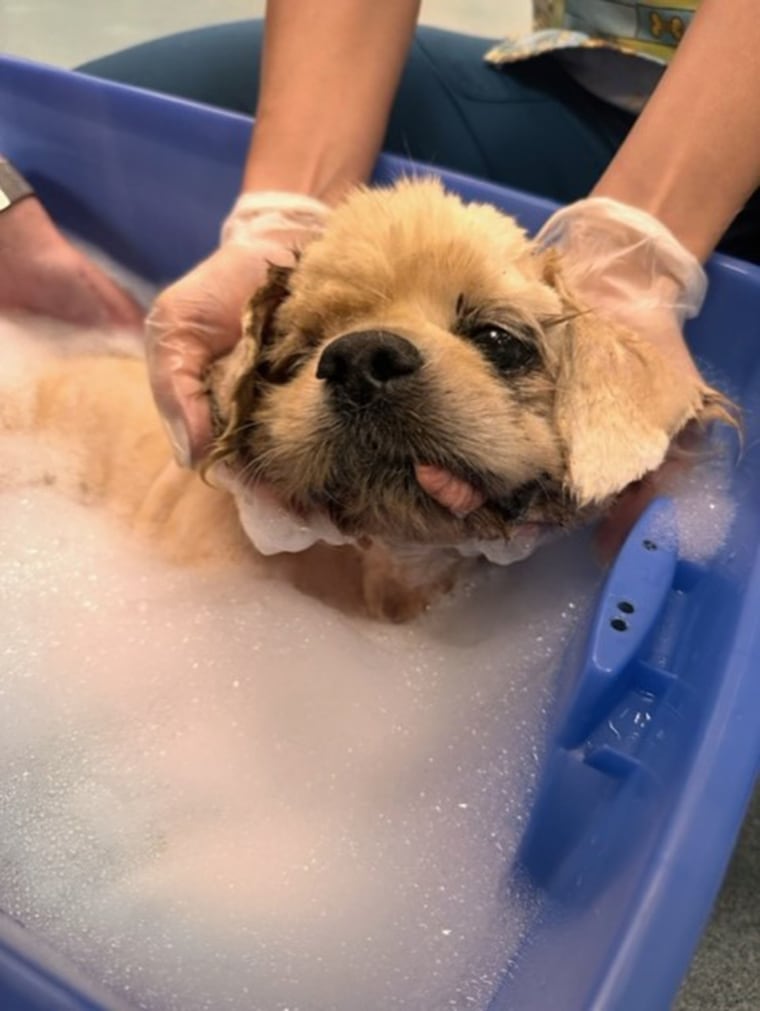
[536,196,707,381]
[145,192,330,466]
[0,197,143,327]
[537,197,720,557]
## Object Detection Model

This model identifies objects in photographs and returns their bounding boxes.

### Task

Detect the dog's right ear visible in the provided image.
[203,264,294,465]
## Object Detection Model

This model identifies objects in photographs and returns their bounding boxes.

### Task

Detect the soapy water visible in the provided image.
[0,486,597,1011]
[663,439,738,562]
[0,243,739,1011]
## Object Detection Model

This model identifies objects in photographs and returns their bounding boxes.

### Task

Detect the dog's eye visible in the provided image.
[466,323,538,373]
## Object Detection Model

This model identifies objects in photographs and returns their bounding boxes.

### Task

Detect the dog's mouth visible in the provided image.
[224,459,560,562]
[232,444,567,551]
[209,406,568,549]
[207,337,572,550]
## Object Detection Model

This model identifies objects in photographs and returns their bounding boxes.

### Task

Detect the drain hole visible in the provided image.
[617,600,635,614]
[610,617,628,632]
[643,539,658,551]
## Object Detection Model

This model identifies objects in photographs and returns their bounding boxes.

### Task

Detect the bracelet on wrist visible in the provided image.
[0,158,35,213]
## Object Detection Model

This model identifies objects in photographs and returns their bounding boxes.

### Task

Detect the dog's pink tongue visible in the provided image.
[414,463,485,517]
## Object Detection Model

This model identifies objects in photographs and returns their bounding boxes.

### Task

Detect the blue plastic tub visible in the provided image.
[2,56,760,1011]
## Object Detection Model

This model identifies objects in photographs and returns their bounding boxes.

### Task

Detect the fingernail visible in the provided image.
[161,415,192,468]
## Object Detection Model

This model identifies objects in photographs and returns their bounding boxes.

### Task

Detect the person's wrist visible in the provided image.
[242,114,374,208]
[220,190,330,249]
[0,191,41,232]
[0,197,61,285]
[0,157,35,214]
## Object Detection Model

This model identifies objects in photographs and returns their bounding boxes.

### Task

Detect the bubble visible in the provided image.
[0,477,601,1011]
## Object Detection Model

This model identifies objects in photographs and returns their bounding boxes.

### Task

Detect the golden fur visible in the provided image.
[0,179,731,621]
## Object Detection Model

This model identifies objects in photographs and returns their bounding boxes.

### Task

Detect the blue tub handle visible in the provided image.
[513,498,681,892]
[561,497,678,748]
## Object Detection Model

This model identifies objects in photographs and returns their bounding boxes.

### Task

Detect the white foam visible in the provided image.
[0,482,599,1011]
[666,443,737,563]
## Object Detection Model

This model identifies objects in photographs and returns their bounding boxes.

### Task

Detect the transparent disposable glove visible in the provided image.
[0,197,142,327]
[538,197,720,558]
[536,196,707,381]
[145,191,330,465]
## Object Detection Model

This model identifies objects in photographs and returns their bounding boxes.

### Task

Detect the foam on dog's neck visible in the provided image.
[220,468,550,567]
[214,466,348,555]
[238,489,345,554]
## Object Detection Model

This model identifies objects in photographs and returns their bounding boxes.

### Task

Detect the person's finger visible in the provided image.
[144,315,219,465]
[156,368,215,468]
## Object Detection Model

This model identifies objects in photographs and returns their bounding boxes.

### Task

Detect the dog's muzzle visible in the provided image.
[316,329,422,406]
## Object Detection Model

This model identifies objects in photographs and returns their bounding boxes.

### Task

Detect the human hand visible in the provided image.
[537,198,732,556]
[536,196,707,383]
[0,197,143,328]
[145,192,330,466]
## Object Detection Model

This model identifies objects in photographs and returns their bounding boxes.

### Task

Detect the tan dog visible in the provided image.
[0,180,729,620]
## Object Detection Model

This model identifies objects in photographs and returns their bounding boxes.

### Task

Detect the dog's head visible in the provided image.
[205,179,726,549]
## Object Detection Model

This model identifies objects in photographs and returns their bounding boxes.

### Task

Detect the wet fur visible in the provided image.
[208,179,730,547]
[1,180,732,621]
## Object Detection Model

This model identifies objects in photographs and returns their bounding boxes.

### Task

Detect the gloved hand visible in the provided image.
[0,197,143,327]
[537,197,719,558]
[145,191,330,466]
[536,196,707,382]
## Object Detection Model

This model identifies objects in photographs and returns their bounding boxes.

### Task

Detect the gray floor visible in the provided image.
[674,788,760,1011]
[3,3,758,1009]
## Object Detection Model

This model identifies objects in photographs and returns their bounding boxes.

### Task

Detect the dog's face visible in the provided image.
[206,180,719,549]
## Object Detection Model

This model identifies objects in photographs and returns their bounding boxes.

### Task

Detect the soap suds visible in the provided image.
[0,484,598,1011]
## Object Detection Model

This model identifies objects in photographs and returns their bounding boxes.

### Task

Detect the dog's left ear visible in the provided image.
[204,264,294,462]
[545,262,732,506]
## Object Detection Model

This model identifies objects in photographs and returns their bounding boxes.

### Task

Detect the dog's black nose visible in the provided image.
[316,330,422,404]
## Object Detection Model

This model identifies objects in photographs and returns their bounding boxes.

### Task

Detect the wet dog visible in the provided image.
[0,179,730,620]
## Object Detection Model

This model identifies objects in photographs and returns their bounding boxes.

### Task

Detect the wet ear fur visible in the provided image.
[202,263,294,471]
[543,256,736,507]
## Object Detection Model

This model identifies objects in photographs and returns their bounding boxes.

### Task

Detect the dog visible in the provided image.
[0,179,731,621]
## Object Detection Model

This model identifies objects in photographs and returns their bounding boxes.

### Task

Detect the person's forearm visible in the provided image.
[593,0,760,261]
[243,0,420,205]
